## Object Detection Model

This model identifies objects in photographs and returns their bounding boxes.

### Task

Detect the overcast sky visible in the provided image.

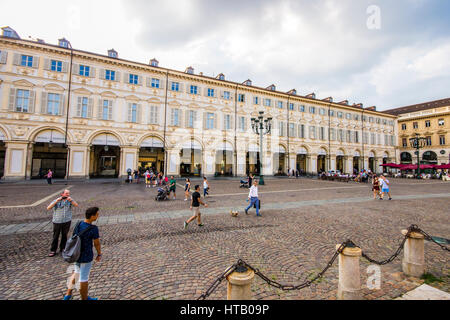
[1,0,449,110]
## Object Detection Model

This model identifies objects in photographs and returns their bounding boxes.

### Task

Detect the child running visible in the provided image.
[184,185,208,229]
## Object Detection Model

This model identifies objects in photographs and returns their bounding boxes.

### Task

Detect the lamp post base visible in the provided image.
[259,175,265,185]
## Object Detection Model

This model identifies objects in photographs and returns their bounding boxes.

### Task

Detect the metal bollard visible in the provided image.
[401,229,425,277]
[337,244,362,300]
[226,264,255,300]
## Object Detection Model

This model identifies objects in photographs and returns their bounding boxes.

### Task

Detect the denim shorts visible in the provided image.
[382,188,389,193]
[74,261,93,283]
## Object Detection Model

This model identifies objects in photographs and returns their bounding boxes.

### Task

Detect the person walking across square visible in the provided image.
[169,176,177,200]
[203,177,210,197]
[47,189,78,257]
[184,185,208,228]
[245,180,261,217]
[379,175,392,200]
[64,207,102,301]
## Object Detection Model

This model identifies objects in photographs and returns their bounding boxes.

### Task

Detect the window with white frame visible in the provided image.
[319,127,325,140]
[289,103,295,111]
[129,74,139,85]
[438,119,445,126]
[355,131,359,143]
[329,109,335,117]
[47,93,61,115]
[238,94,245,103]
[149,106,159,124]
[289,123,295,137]
[105,70,116,81]
[338,129,344,142]
[320,108,326,116]
[347,130,352,143]
[346,113,351,120]
[206,113,215,129]
[439,135,446,145]
[51,60,63,72]
[223,91,231,100]
[354,114,360,121]
[79,65,90,77]
[239,116,246,132]
[309,106,316,114]
[330,128,336,141]
[299,105,305,112]
[190,85,198,95]
[277,101,283,109]
[151,78,160,88]
[79,97,89,118]
[171,108,181,126]
[254,96,259,105]
[371,133,376,145]
[299,124,305,138]
[207,88,215,97]
[187,110,196,128]
[129,103,138,123]
[101,100,113,120]
[337,111,343,118]
[224,114,231,130]
[264,98,271,107]
[171,82,180,92]
[279,121,285,136]
[16,89,30,112]
[21,55,33,67]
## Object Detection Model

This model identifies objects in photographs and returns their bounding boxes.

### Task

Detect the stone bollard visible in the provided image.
[337,244,362,300]
[227,265,255,300]
[401,229,425,277]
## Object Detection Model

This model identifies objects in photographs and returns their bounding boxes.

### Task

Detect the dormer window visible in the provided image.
[150,59,159,67]
[2,27,20,39]
[243,79,252,86]
[108,49,118,58]
[216,73,225,80]
[288,89,297,95]
[267,84,276,91]
[58,38,70,48]
[185,66,194,74]
[306,93,316,99]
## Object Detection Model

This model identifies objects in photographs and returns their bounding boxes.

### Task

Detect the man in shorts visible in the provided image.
[379,175,392,200]
[64,207,102,300]
[169,176,177,200]
[184,185,208,228]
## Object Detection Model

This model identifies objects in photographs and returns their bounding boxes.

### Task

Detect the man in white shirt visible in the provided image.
[379,175,392,200]
[245,180,261,217]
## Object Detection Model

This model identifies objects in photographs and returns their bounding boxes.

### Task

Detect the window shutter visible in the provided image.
[97,99,103,119]
[137,104,142,123]
[44,59,50,71]
[62,62,68,73]
[127,103,133,122]
[88,98,93,118]
[59,94,66,116]
[114,71,120,82]
[160,78,165,90]
[0,51,7,64]
[155,106,160,124]
[139,76,143,86]
[100,69,105,80]
[9,88,16,111]
[41,92,48,114]
[32,56,39,69]
[204,88,208,97]
[29,90,36,113]
[231,116,235,130]
[72,64,80,75]
[178,83,184,93]
[146,77,151,87]
[203,112,207,129]
[76,97,82,117]
[13,53,20,66]
[89,67,96,78]
[223,115,227,130]
[185,110,190,127]
[213,113,217,129]
[108,101,113,120]
[124,73,129,83]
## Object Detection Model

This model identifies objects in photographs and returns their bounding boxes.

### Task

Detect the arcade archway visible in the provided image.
[31,129,68,179]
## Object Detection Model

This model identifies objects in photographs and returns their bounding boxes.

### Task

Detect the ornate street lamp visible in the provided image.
[251,111,272,185]
[409,134,427,179]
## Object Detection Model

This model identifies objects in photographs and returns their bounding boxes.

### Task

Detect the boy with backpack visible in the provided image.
[63,207,102,300]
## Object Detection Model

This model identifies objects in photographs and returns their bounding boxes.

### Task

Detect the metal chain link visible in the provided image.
[197,225,448,299]
[197,263,239,300]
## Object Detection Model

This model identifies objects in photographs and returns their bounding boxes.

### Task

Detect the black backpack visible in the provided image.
[62,221,94,263]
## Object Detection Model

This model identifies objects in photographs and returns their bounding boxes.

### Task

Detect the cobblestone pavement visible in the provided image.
[0,178,448,300]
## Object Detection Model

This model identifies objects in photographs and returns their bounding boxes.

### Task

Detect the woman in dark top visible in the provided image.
[184,178,191,202]
[64,207,102,301]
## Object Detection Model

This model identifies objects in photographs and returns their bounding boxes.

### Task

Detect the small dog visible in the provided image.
[230,210,239,217]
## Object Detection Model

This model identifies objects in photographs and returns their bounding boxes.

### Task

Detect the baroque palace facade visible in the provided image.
[0,27,397,180]
[385,98,450,166]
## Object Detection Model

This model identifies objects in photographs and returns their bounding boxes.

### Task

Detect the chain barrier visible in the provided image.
[197,225,448,299]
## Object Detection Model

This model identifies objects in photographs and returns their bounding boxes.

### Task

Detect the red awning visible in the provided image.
[380,163,402,168]
[435,164,450,169]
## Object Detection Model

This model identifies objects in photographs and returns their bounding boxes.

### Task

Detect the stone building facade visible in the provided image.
[385,98,450,166]
[0,28,397,180]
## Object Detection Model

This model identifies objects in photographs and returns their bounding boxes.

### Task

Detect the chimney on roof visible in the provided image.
[366,106,377,111]
[266,84,276,91]
[288,89,297,95]
[338,100,349,105]
[306,93,316,99]
[243,79,252,86]
[185,66,194,74]
[150,58,159,67]
[322,97,333,102]
[108,49,118,58]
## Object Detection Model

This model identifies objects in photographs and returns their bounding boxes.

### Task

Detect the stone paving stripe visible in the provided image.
[0,186,73,209]
[1,192,450,236]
